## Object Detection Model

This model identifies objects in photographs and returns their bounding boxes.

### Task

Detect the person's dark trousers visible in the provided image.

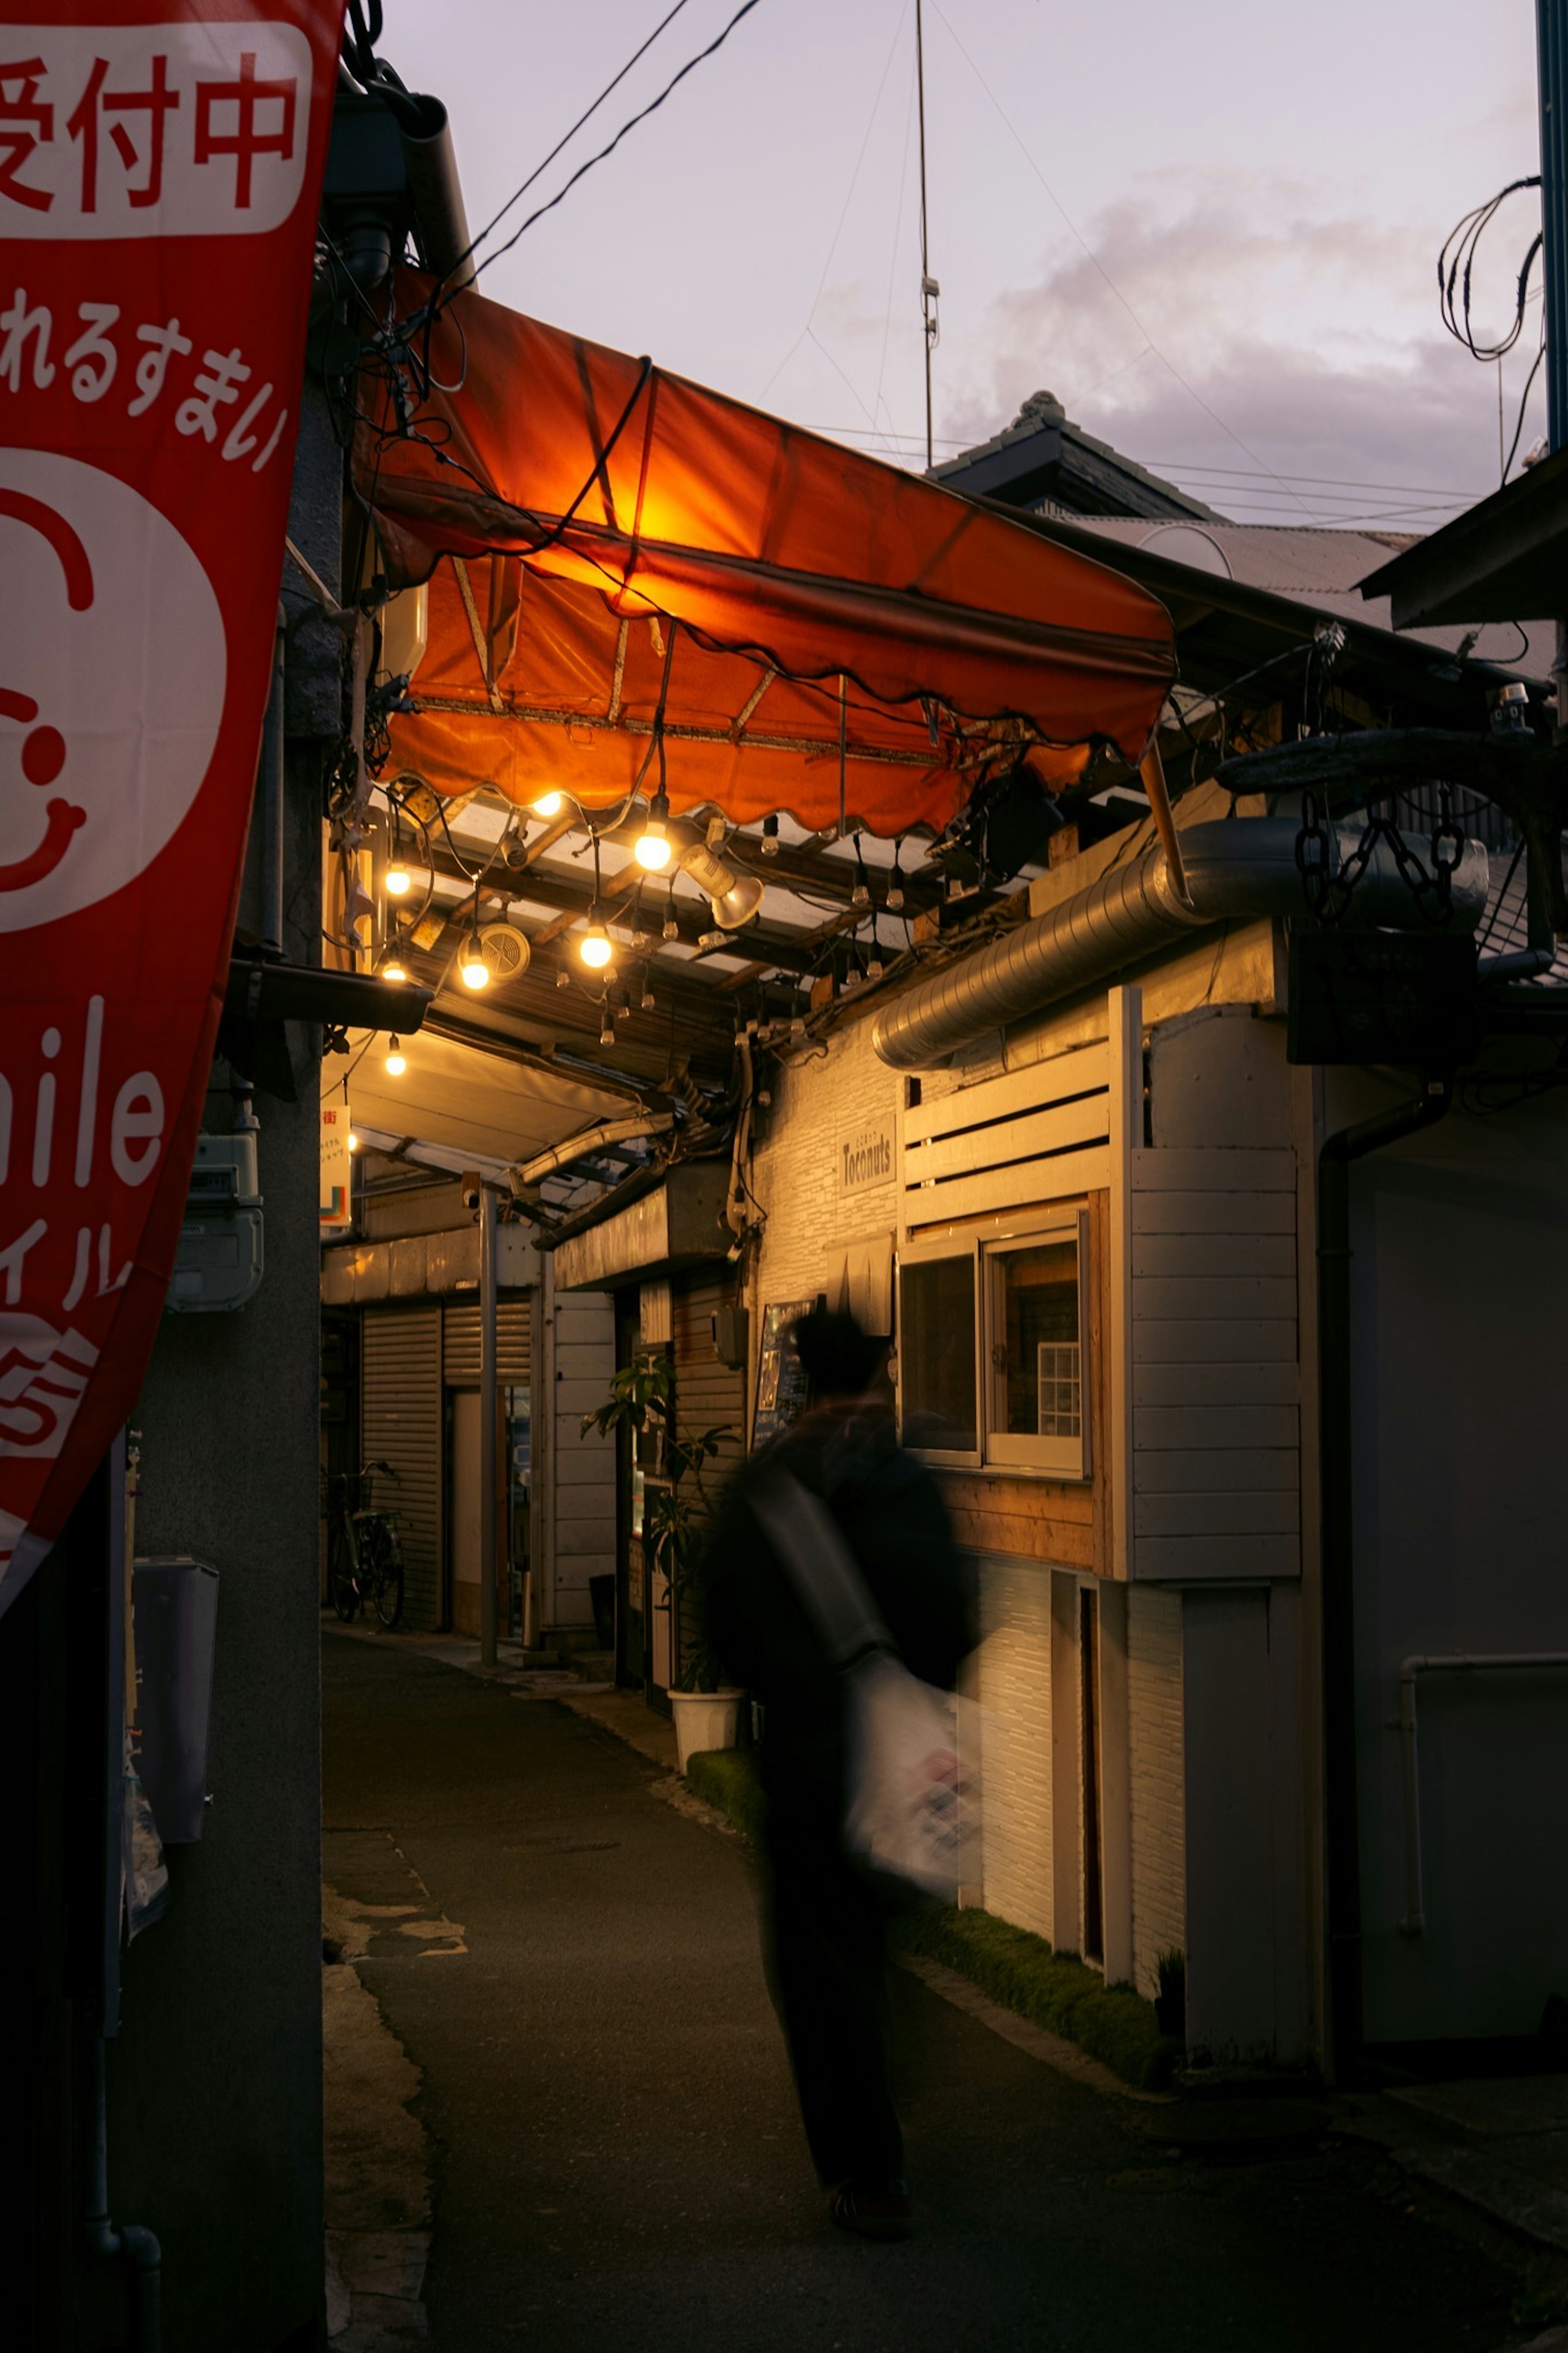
[763,1816,904,2190]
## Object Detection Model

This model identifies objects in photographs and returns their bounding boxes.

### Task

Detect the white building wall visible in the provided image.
[976,1560,1056,1942]
[1127,1585,1185,1996]
[751,1013,900,1313]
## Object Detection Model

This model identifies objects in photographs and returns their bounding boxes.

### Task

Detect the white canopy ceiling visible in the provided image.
[330,1022,624,1170]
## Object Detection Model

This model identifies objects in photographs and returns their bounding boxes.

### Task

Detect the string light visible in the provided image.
[384,860,411,897]
[379,951,409,984]
[635,789,672,872]
[761,812,780,858]
[385,1037,406,1076]
[579,918,613,970]
[347,1131,359,1152]
[532,789,565,818]
[459,932,490,988]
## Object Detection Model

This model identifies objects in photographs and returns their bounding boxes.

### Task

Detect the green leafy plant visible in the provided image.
[582,1351,733,1691]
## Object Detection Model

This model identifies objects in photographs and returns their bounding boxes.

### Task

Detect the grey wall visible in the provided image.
[105,392,340,2353]
[1334,1071,1568,2044]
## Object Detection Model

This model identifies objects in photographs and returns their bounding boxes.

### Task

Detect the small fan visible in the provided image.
[479,923,530,981]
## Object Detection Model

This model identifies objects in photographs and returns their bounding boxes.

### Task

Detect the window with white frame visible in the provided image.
[896,1209,1090,1478]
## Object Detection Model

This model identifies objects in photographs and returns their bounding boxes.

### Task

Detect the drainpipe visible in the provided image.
[1318,1075,1453,2080]
[86,2034,162,2353]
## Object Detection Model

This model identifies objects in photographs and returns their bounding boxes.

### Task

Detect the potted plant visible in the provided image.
[583,1354,742,1771]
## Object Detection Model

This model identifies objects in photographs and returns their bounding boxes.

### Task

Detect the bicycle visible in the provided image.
[326,1460,405,1629]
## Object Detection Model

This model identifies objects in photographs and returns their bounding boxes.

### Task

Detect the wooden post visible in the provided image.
[479,1184,498,1668]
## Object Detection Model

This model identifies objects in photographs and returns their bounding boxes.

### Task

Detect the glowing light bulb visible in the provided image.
[579,921,613,971]
[532,789,564,818]
[459,933,490,989]
[385,1038,406,1077]
[385,862,412,897]
[635,821,671,872]
[380,955,409,984]
[347,1131,359,1153]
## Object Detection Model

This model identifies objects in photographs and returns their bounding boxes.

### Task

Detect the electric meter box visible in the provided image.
[167,1132,264,1313]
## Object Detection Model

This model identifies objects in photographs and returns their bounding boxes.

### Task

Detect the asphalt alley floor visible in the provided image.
[322,1630,1536,2353]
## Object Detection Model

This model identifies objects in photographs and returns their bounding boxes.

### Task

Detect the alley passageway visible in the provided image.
[322,1633,1520,2353]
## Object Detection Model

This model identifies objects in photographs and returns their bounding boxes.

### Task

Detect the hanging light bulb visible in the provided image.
[662,909,680,941]
[640,979,656,1012]
[615,999,631,1022]
[761,813,780,858]
[556,962,571,990]
[579,916,614,971]
[385,1037,406,1077]
[532,789,565,818]
[347,1131,359,1153]
[635,789,672,872]
[459,931,490,989]
[384,860,412,898]
[599,1012,615,1047]
[379,951,409,984]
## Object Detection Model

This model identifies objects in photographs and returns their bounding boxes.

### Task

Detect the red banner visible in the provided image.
[0,2,343,1610]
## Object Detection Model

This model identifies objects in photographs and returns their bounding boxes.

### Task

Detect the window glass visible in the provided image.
[993,1240,1080,1441]
[899,1254,977,1453]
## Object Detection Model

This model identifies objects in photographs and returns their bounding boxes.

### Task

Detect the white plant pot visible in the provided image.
[669,1686,744,1774]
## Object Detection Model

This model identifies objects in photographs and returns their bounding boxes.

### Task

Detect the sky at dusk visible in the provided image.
[381,0,1546,531]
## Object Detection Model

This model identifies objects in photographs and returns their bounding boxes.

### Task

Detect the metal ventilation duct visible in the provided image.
[870,819,1490,1071]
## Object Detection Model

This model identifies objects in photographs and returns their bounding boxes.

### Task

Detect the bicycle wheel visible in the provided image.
[363,1519,405,1630]
[328,1521,361,1622]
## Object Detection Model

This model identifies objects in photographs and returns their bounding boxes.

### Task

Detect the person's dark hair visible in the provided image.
[791,1307,884,1399]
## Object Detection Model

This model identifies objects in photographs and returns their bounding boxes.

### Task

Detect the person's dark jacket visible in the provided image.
[705,1401,975,1842]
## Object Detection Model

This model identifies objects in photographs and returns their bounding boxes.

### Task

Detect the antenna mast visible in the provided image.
[915,0,938,470]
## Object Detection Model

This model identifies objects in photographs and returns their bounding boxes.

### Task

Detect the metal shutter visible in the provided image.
[440,1298,531,1387]
[361,1306,444,1629]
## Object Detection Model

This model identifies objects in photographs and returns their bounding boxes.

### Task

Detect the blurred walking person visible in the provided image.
[706,1308,973,2241]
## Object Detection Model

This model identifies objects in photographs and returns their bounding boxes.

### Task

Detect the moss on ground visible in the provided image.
[684,1747,768,1844]
[679,1744,1179,2094]
[894,1905,1181,2093]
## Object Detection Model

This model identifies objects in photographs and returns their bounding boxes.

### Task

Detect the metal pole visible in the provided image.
[479,1184,499,1668]
[916,0,935,471]
[1539,0,1568,451]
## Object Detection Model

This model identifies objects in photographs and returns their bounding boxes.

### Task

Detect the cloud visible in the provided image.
[945,181,1543,524]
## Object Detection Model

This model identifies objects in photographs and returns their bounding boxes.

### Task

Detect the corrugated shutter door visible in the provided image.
[361,1306,443,1629]
[671,1274,746,1673]
[441,1298,531,1387]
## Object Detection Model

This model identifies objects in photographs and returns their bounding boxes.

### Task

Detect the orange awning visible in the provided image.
[358,276,1176,836]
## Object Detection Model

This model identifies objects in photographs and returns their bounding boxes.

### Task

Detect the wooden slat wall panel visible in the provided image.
[441,1298,531,1387]
[1129,1147,1301,1584]
[361,1306,443,1629]
[900,1052,1114,1241]
[903,1044,1110,1144]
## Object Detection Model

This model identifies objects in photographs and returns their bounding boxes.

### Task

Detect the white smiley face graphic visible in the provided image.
[0,448,227,934]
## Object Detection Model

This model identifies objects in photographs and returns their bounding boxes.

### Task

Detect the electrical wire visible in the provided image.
[924,0,1316,520]
[415,0,769,332]
[1439,176,1542,364]
[1503,340,1547,482]
[442,0,695,293]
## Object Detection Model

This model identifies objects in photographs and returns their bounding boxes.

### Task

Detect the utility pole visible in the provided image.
[1539,0,1568,451]
[916,0,939,471]
[479,1182,499,1668]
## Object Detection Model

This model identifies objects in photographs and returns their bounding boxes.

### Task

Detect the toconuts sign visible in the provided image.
[837,1114,895,1196]
[0,2,341,1611]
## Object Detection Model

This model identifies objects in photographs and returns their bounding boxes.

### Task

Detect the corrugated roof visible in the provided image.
[1067,516,1553,682]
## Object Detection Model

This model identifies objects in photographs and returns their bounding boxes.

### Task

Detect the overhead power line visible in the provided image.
[459,0,768,290]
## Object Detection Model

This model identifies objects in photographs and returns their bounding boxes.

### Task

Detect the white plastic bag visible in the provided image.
[843,1650,979,1898]
[751,1472,981,1900]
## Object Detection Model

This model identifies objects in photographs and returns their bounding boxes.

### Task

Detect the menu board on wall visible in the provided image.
[750,1296,822,1452]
